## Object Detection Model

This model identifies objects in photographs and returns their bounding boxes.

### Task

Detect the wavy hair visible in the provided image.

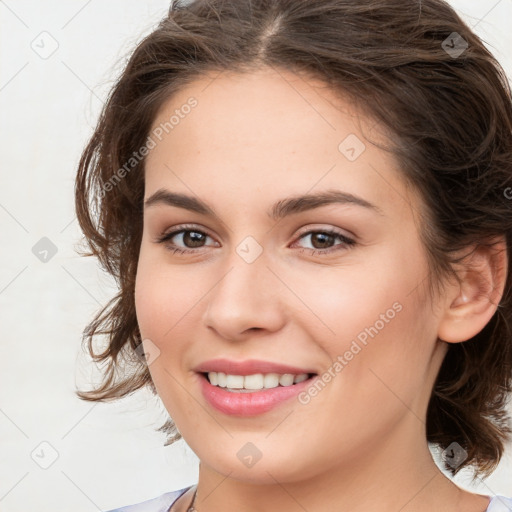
[74,0,512,478]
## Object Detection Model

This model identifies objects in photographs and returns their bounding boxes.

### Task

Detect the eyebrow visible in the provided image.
[144,188,384,219]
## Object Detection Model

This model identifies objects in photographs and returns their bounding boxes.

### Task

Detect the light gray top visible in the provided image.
[106,486,512,512]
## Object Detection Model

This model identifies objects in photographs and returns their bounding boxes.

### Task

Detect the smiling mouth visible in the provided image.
[200,371,317,392]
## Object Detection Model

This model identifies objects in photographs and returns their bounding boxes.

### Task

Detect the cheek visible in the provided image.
[134,257,201,420]
[134,250,211,410]
[287,242,436,403]
[283,243,426,348]
[134,252,200,341]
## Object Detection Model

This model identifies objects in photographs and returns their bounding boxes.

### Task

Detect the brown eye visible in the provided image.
[309,232,336,249]
[294,229,356,254]
[181,231,207,247]
[156,226,218,254]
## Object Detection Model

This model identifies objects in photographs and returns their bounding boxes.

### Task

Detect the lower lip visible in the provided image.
[198,373,317,416]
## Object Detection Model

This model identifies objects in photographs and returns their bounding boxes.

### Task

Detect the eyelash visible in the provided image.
[155,224,356,256]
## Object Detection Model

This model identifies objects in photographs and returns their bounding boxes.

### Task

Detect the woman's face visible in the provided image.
[135,67,448,483]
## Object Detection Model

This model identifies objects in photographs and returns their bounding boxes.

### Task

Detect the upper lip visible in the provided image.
[194,358,317,376]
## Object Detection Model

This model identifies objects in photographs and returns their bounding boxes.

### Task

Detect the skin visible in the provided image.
[134,66,506,512]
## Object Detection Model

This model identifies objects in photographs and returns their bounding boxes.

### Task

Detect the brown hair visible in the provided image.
[75,0,512,478]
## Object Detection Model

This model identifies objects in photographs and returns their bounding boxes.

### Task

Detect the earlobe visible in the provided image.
[437,236,508,344]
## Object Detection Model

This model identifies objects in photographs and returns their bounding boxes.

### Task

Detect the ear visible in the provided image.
[437,236,508,343]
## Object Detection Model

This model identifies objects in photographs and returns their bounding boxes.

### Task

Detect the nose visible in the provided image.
[201,248,287,342]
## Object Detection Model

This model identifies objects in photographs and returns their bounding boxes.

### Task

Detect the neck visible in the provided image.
[189,418,480,512]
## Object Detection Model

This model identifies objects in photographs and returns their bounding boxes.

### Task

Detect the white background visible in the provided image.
[1,1,511,510]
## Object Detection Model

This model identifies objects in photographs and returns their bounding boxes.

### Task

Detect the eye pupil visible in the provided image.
[311,233,333,249]
[184,231,206,247]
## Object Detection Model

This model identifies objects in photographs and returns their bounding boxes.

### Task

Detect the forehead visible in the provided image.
[148,66,367,150]
[144,67,419,220]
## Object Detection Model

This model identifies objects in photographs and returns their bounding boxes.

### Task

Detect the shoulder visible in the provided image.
[486,495,512,511]
[105,485,193,512]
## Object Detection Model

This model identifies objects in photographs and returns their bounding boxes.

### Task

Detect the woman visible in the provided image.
[74,0,512,510]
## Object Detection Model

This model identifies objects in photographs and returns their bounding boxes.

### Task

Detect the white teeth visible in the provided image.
[293,373,308,383]
[244,374,264,389]
[225,374,244,388]
[263,373,280,388]
[279,374,294,386]
[216,372,227,387]
[207,371,311,390]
